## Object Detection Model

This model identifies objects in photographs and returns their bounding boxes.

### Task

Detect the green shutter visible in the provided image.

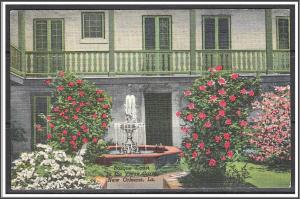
[204,17,215,49]
[218,18,230,49]
[144,17,156,50]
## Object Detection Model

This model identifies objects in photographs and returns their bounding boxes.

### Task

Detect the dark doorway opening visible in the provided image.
[144,93,172,146]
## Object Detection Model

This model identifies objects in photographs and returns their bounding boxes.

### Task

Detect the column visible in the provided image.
[190,9,196,74]
[109,10,115,75]
[265,9,273,74]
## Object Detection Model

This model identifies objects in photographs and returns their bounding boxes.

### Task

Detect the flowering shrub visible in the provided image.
[41,71,112,153]
[177,66,259,176]
[11,144,101,190]
[248,85,291,163]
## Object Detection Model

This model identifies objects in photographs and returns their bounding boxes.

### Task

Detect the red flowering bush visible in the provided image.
[177,66,259,177]
[248,85,291,164]
[42,71,112,154]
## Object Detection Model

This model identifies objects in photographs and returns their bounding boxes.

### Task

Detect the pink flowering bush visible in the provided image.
[40,71,112,154]
[248,85,291,164]
[177,66,259,178]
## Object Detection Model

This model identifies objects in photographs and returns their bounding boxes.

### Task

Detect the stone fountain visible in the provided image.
[114,95,144,154]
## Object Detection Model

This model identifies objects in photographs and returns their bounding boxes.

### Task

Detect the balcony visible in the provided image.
[10,45,290,78]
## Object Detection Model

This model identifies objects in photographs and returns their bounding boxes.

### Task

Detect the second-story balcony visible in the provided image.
[10,45,290,78]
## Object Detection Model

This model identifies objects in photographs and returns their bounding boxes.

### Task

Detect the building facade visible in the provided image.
[9,9,291,154]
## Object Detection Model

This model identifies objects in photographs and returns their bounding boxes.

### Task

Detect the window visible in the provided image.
[203,16,231,49]
[33,19,64,73]
[32,96,51,147]
[34,19,64,51]
[143,16,171,50]
[82,12,105,38]
[277,17,290,49]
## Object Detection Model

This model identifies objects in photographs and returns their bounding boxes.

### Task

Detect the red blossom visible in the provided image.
[43,79,52,86]
[176,111,181,117]
[57,85,64,92]
[101,113,108,119]
[229,95,237,102]
[72,135,77,140]
[184,142,191,149]
[239,120,248,127]
[193,133,199,140]
[92,137,98,143]
[223,133,231,140]
[198,85,206,91]
[187,102,195,110]
[35,124,43,132]
[240,88,247,95]
[82,137,88,143]
[49,123,55,128]
[62,130,68,135]
[227,150,234,158]
[221,156,226,161]
[219,100,227,108]
[207,80,215,87]
[218,109,226,117]
[186,114,194,122]
[204,121,212,128]
[75,107,81,112]
[224,141,231,150]
[53,106,60,112]
[198,142,205,150]
[78,91,85,97]
[73,115,78,120]
[192,151,198,159]
[231,73,239,80]
[67,96,73,101]
[218,89,226,96]
[77,132,81,136]
[97,98,105,102]
[96,89,104,95]
[218,78,226,85]
[215,65,223,71]
[102,104,110,109]
[79,102,85,107]
[68,82,75,87]
[209,95,218,102]
[47,134,52,139]
[208,158,217,167]
[71,101,77,106]
[236,109,241,116]
[225,119,232,125]
[76,79,83,85]
[214,135,222,143]
[198,112,207,120]
[248,90,255,96]
[101,122,107,128]
[181,127,189,133]
[183,90,192,96]
[93,113,98,119]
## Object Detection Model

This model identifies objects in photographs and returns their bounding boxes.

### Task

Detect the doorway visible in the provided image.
[144,93,172,145]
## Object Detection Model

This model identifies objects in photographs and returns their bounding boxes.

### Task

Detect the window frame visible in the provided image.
[33,18,65,52]
[31,95,51,149]
[276,16,290,50]
[142,15,172,51]
[81,12,105,39]
[202,15,231,50]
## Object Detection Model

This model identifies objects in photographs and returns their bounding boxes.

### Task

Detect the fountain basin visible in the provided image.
[96,145,181,167]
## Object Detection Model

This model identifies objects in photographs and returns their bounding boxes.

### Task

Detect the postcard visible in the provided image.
[1,1,298,198]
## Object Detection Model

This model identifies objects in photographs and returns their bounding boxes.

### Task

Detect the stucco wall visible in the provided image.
[10,10,19,48]
[24,10,109,51]
[20,9,290,52]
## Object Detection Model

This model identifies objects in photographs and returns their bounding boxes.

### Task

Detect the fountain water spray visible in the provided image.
[114,95,144,154]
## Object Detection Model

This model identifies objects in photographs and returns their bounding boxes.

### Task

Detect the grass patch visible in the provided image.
[231,162,291,188]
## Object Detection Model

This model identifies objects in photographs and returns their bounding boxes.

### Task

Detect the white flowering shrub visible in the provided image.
[11,144,101,190]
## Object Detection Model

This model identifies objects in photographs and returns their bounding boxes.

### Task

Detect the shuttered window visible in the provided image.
[34,19,64,51]
[143,16,171,50]
[277,17,290,49]
[82,12,104,38]
[32,96,51,147]
[203,16,230,49]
